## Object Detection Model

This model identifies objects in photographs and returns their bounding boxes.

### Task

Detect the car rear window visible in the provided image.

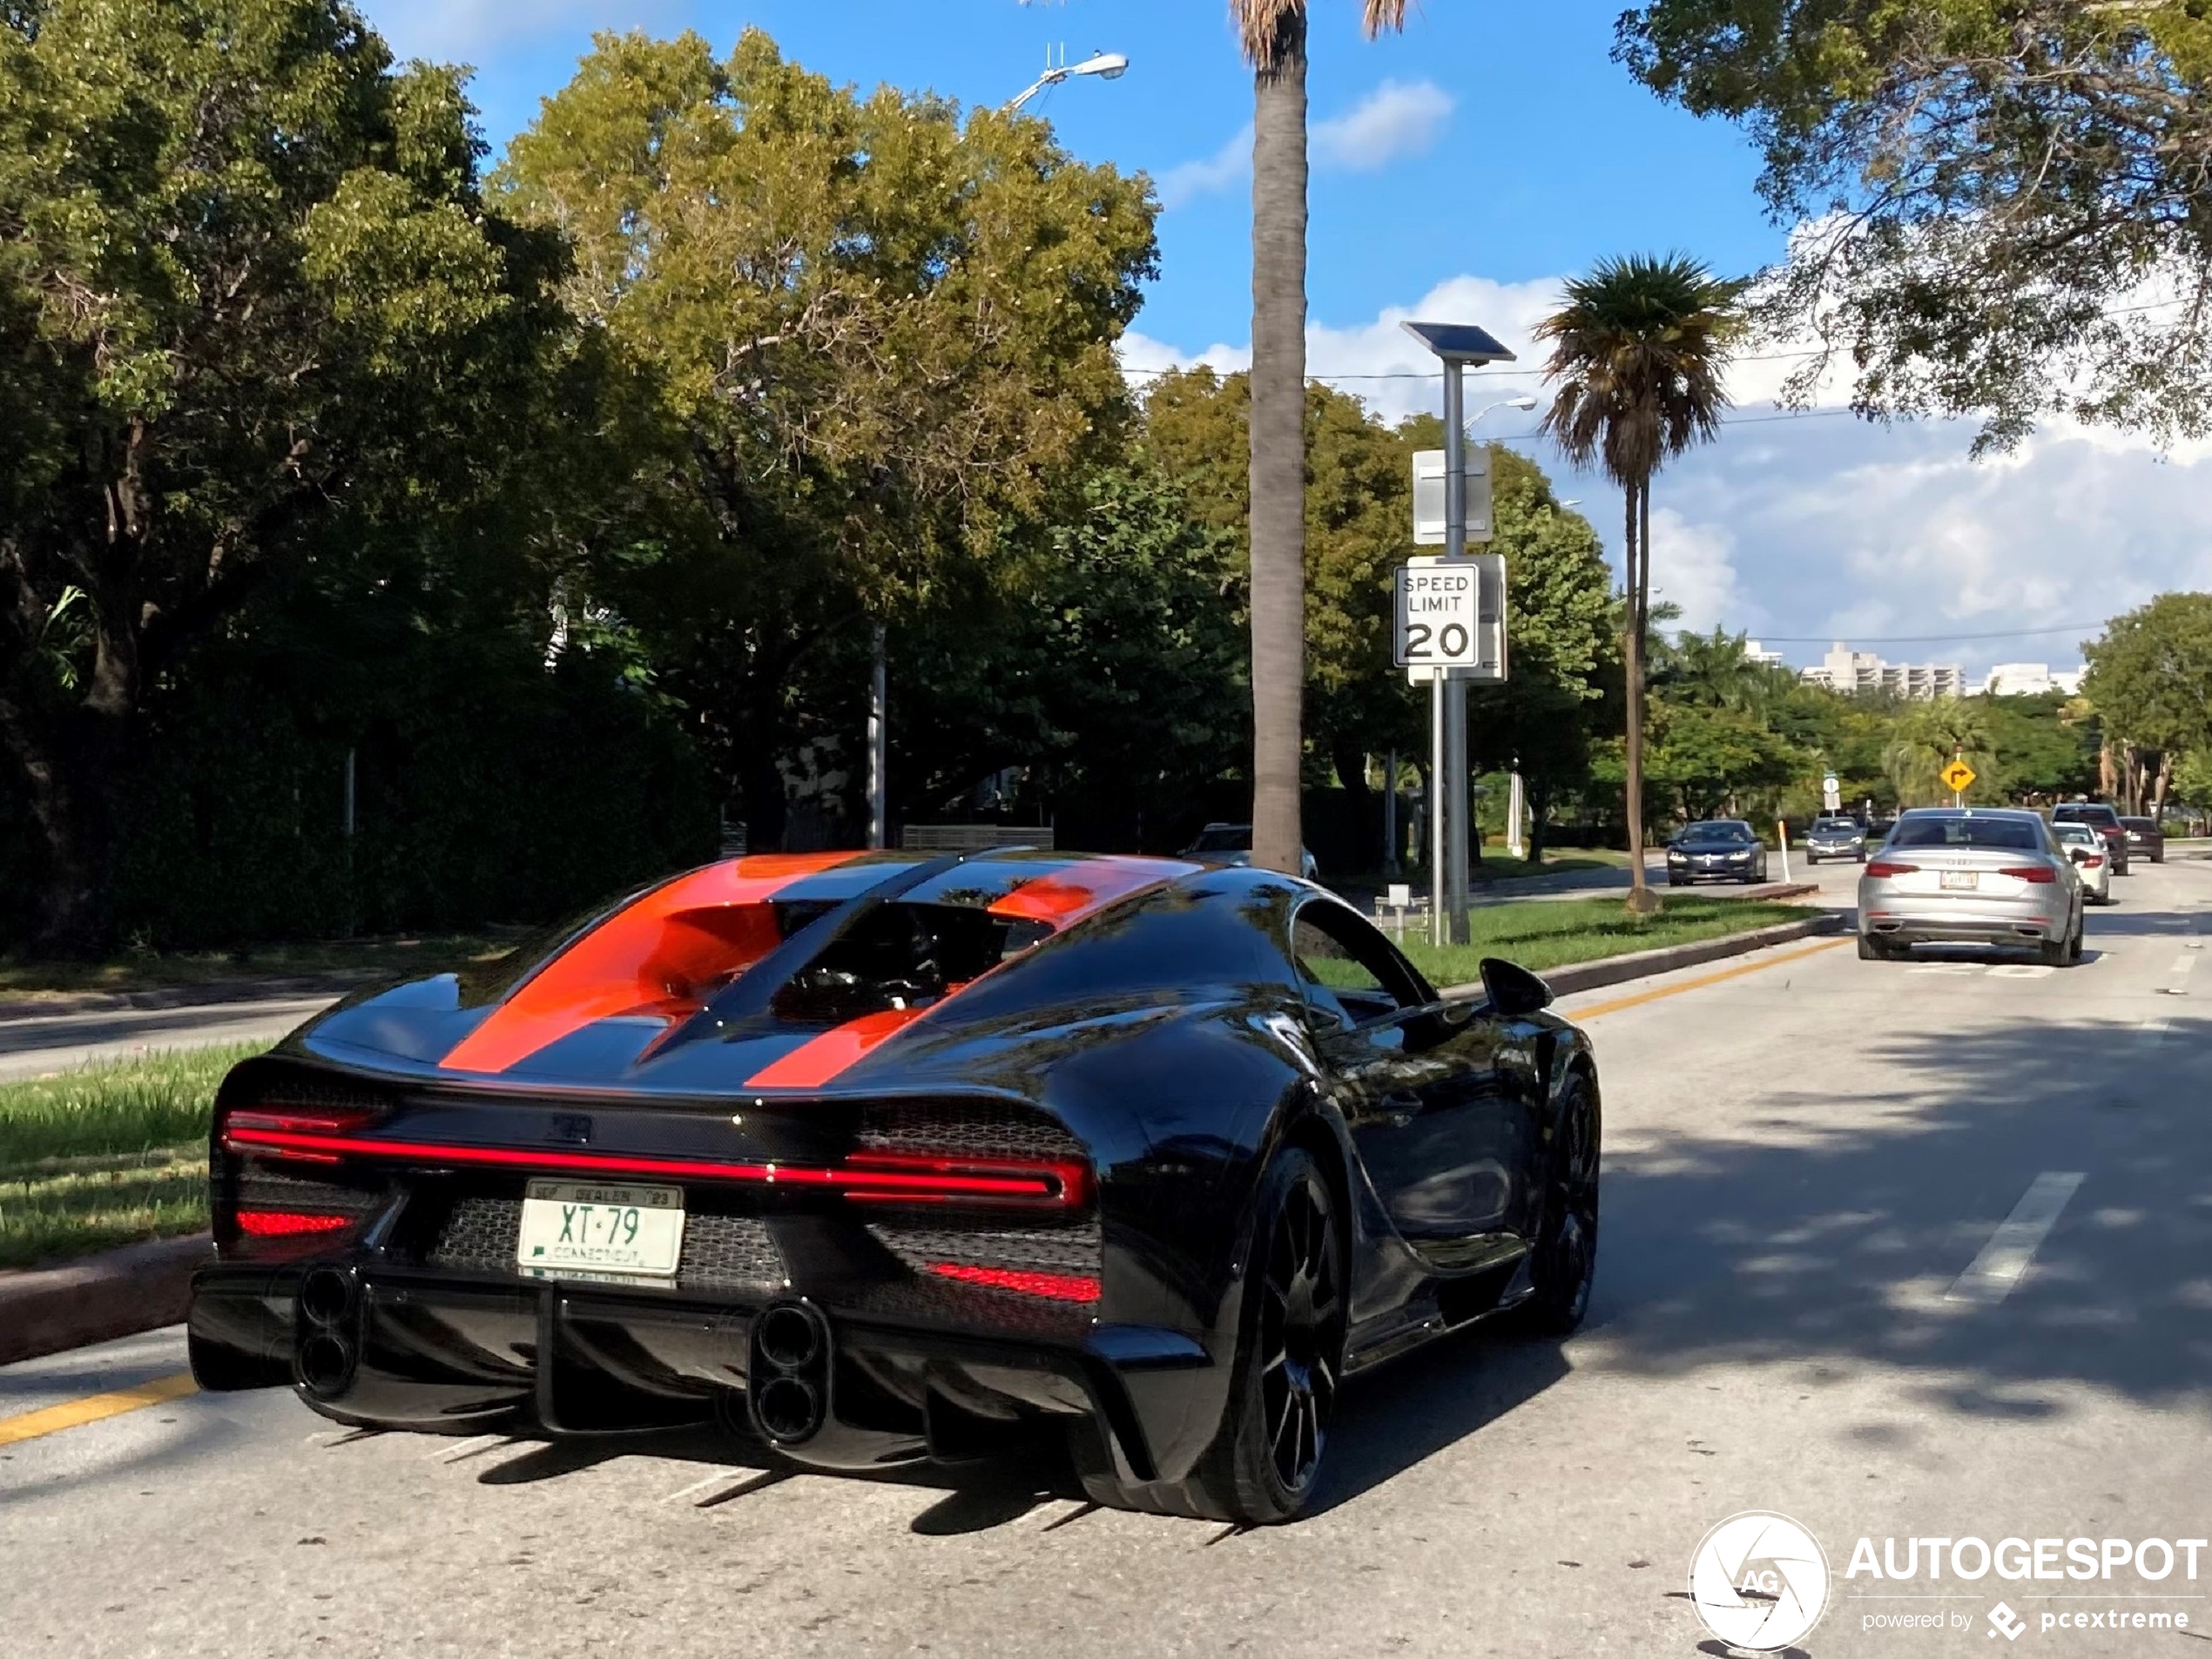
[1886,818,2041,852]
[2121,817,2157,831]
[2054,805,2119,826]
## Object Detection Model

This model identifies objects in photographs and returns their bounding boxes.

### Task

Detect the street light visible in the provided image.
[1006,51,1130,113]
[1466,394,1537,431]
[861,51,1132,853]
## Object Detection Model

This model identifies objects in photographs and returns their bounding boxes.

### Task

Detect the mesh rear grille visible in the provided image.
[235,1169,383,1217]
[427,1197,785,1291]
[856,1101,1084,1163]
[867,1219,1103,1281]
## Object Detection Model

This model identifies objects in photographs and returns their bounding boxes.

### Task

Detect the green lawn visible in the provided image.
[1389,895,1821,991]
[0,1042,261,1269]
[0,933,513,1001]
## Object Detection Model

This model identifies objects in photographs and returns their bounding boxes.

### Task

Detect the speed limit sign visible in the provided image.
[1395,555,1506,683]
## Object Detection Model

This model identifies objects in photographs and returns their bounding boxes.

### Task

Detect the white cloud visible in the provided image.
[1156,127,1251,211]
[361,0,668,62]
[1311,79,1453,172]
[1155,78,1452,208]
[1129,270,2212,678]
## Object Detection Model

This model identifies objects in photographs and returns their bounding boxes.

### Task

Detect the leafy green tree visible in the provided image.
[0,0,562,949]
[1980,692,2100,806]
[1645,699,1803,823]
[1230,0,1414,880]
[1885,698,1996,807]
[496,30,1157,847]
[1536,254,1744,911]
[2083,594,2212,815]
[1619,0,2212,447]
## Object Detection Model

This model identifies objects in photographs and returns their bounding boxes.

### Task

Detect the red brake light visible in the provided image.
[2082,855,2104,868]
[236,1210,356,1238]
[1865,860,1918,879]
[841,1150,1090,1211]
[927,1263,1101,1303]
[2000,865,2059,884]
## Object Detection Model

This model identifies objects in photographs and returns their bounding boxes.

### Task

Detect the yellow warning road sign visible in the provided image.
[1940,759,1977,795]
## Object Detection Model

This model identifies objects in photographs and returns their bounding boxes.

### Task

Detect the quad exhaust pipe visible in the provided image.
[748,1300,830,1446]
[294,1266,361,1399]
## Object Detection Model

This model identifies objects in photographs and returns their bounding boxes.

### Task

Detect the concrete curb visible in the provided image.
[0,974,379,1022]
[1444,910,1847,1003]
[0,1233,209,1366]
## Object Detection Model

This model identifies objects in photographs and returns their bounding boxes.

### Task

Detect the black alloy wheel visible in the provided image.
[1252,1155,1343,1501]
[1519,1071,1600,1335]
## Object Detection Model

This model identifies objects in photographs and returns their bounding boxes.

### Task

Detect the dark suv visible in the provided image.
[2052,802,2130,874]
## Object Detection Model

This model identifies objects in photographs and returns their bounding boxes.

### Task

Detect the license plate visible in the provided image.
[516,1181,685,1278]
[1941,871,1979,891]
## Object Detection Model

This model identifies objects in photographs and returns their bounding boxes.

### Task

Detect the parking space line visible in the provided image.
[1567,937,1849,1022]
[0,1372,198,1449]
[1946,1173,2085,1307]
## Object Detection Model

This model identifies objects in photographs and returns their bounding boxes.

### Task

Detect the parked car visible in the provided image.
[1858,807,2084,964]
[1803,815,1868,864]
[1666,819,1770,886]
[185,848,1602,1525]
[2050,820,2113,905]
[1182,823,1320,882]
[2050,802,2131,875]
[2119,815,2166,865]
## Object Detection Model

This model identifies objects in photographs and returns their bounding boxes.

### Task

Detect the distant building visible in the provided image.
[1743,639,1785,666]
[1977,662,2086,698]
[1799,641,1966,700]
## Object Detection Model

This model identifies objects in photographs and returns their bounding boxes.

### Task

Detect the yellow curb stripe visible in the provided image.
[1565,936,1849,1022]
[0,1371,198,1448]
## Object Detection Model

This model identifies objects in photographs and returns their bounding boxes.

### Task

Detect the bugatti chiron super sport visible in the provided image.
[189,847,1601,1522]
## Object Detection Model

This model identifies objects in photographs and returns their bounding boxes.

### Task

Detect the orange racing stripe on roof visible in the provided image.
[440,851,865,1075]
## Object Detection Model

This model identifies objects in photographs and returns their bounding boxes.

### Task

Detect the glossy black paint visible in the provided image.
[189,853,1599,1507]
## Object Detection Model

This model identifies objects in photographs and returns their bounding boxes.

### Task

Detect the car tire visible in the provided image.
[1514,1069,1600,1338]
[1858,933,1891,961]
[2040,928,2074,968]
[1077,1144,1346,1525]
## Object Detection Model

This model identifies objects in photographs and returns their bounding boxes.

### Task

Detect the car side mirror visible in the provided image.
[1480,957,1554,1018]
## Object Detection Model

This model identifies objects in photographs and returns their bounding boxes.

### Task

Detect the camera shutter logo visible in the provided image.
[1688,1512,1831,1652]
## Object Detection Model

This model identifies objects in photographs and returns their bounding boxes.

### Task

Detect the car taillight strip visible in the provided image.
[1865,860,1918,878]
[927,1263,1102,1303]
[219,1125,1084,1207]
[2000,866,2059,883]
[235,1210,357,1238]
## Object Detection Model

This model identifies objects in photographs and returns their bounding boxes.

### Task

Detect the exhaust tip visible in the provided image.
[754,1376,821,1442]
[756,1305,821,1370]
[297,1332,357,1398]
[300,1267,355,1329]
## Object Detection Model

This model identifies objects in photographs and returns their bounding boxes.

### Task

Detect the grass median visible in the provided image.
[1387,894,1821,991]
[0,1042,260,1270]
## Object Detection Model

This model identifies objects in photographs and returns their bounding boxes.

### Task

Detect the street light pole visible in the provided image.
[1006,50,1129,113]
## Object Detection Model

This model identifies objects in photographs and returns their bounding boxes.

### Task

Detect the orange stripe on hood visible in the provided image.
[743,856,1197,1090]
[440,852,863,1074]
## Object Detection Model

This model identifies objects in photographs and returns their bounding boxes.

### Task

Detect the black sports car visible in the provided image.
[1665,819,1770,885]
[189,848,1601,1523]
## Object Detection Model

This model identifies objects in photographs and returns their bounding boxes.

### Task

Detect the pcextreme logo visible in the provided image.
[1689,1511,1832,1652]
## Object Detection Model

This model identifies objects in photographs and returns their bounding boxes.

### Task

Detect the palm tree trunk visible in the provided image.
[1246,8,1308,877]
[1622,478,1657,911]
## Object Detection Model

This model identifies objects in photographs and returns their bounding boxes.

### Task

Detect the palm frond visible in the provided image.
[1232,0,1306,69]
[1359,0,1411,38]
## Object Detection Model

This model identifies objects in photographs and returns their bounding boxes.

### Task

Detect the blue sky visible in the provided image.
[362,0,2212,678]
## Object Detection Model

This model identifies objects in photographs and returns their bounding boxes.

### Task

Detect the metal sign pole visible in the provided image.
[1431,672,1446,947]
[1441,361,1470,943]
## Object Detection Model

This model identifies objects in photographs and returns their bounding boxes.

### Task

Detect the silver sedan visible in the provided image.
[1857,807,2084,965]
[2050,819,2114,905]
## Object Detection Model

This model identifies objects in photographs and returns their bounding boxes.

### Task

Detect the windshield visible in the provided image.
[2052,823,2098,845]
[1677,822,1754,845]
[1190,827,1251,853]
[1886,817,2043,852]
[1811,819,1859,833]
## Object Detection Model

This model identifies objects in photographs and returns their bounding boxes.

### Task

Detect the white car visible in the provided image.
[1182,823,1321,883]
[2051,819,2113,904]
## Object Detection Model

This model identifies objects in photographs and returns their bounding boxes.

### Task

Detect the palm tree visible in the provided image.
[1233,0,1410,876]
[1884,698,1995,806]
[1536,254,1744,912]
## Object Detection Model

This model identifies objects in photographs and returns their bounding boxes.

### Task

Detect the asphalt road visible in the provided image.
[0,997,336,1082]
[6,860,2211,1656]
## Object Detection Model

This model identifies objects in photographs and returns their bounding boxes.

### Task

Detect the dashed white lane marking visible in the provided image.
[2171,955,2199,977]
[430,1433,505,1462]
[1947,1173,2086,1307]
[663,1470,738,1504]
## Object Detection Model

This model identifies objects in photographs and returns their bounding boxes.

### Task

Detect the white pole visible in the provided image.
[868,623,887,850]
[1777,819,1791,885]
